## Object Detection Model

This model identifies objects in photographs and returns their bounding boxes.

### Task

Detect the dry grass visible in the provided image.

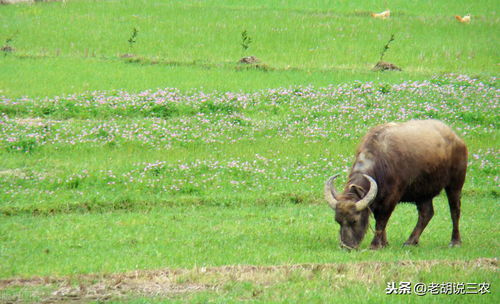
[1,258,497,302]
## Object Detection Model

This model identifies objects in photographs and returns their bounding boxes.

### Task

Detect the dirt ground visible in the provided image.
[0,258,497,303]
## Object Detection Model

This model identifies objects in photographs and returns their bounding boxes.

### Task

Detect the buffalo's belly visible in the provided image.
[399,175,449,203]
[399,190,443,203]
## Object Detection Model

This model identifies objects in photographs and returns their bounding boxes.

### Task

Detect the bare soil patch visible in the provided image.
[372,61,402,71]
[0,258,497,302]
[238,56,260,64]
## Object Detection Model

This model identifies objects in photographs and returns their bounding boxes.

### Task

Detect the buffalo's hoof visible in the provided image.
[339,243,357,251]
[403,241,419,247]
[370,243,388,250]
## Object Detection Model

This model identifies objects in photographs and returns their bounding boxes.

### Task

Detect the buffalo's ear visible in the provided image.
[349,184,366,199]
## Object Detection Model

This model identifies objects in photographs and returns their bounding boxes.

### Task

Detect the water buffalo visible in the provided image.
[324,120,467,250]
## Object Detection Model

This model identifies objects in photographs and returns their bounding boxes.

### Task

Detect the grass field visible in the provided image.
[0,0,499,303]
[1,0,498,96]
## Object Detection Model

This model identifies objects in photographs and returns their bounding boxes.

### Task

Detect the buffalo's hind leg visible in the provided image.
[404,200,434,246]
[446,186,462,247]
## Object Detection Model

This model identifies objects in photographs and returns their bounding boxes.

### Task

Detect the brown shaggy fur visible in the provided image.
[330,120,467,249]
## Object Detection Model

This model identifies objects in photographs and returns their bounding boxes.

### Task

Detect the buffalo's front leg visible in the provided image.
[371,228,388,249]
[404,200,434,246]
[370,204,395,249]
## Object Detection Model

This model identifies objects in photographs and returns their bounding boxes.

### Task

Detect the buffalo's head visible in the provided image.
[324,174,378,250]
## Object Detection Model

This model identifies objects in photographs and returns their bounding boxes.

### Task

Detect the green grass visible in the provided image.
[0,77,497,215]
[1,200,498,302]
[0,75,498,303]
[0,0,498,97]
[1,198,498,278]
[0,56,432,98]
[0,0,498,303]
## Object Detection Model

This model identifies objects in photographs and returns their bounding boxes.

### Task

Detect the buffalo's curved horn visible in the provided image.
[324,174,340,210]
[355,174,378,211]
